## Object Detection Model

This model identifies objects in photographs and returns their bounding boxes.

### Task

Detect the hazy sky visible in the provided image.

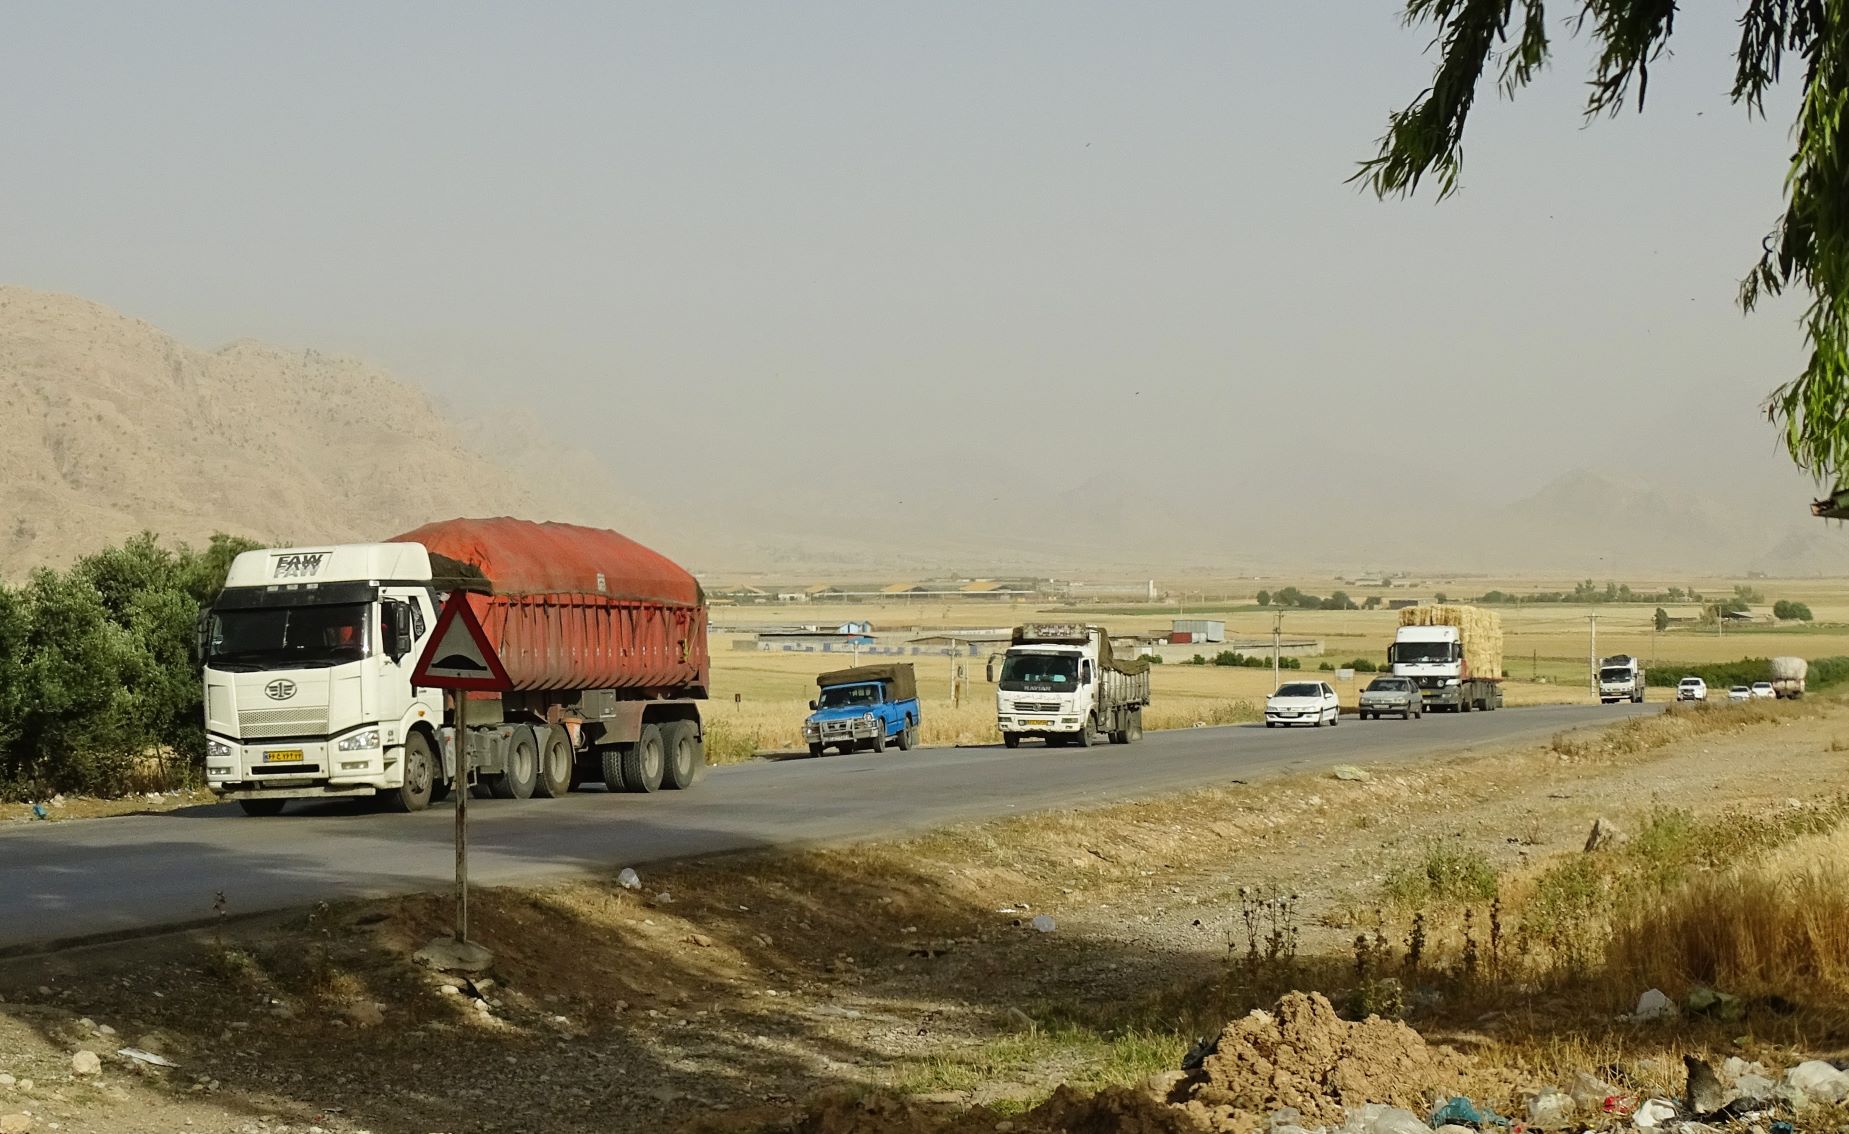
[0,2,1824,563]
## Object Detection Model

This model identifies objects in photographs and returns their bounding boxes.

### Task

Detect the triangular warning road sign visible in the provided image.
[411,591,513,691]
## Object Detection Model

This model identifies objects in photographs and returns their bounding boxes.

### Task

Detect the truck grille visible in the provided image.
[1012,702,1060,713]
[238,706,330,739]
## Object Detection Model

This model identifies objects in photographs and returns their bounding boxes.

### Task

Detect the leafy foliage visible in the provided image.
[0,533,260,799]
[1773,599,1815,621]
[1363,0,1849,485]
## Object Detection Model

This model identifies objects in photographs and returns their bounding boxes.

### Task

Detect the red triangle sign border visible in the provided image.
[411,591,514,691]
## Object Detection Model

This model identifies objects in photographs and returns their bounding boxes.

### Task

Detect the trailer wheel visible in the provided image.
[238,799,286,817]
[622,724,665,792]
[660,720,703,790]
[534,728,573,798]
[389,732,438,813]
[1002,734,1020,749]
[599,744,630,792]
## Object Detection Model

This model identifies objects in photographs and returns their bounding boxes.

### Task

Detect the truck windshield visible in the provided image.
[1392,642,1457,664]
[999,653,1078,690]
[1599,668,1632,682]
[207,603,370,670]
[817,684,880,708]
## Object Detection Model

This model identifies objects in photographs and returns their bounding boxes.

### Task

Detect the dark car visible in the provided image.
[1358,675,1422,720]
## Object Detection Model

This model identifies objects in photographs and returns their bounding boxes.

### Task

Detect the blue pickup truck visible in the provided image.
[803,663,921,756]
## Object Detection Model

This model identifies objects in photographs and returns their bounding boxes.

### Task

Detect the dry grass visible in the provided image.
[1549,697,1827,760]
[1398,604,1503,677]
[1604,826,1849,1003]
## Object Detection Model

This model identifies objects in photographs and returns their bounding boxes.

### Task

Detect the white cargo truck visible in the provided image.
[1770,656,1808,699]
[1598,654,1647,704]
[994,624,1150,748]
[1388,606,1504,713]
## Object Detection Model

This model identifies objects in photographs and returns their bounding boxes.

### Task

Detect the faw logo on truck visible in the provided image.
[265,679,297,701]
[272,552,327,579]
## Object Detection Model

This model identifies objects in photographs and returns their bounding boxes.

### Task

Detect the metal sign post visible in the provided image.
[411,591,513,947]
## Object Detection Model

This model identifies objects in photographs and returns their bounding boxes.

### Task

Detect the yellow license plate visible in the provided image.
[1023,719,1052,727]
[264,749,304,763]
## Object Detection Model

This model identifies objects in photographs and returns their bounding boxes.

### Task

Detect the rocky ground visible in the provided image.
[1,702,1847,1133]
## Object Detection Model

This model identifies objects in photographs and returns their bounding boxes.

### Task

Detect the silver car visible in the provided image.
[1358,675,1422,720]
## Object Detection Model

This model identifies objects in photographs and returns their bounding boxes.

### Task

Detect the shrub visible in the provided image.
[1773,600,1814,621]
[1256,590,1271,607]
[1344,658,1378,673]
[1384,842,1499,906]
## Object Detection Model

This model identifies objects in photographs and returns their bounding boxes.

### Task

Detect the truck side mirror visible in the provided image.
[382,601,414,660]
[986,659,996,682]
[193,609,210,665]
[808,700,818,711]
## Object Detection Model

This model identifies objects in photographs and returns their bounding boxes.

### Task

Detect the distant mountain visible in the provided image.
[0,287,659,575]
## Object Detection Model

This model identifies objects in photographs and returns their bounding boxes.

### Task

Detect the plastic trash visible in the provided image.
[1525,1087,1576,1128]
[1722,1057,1770,1082]
[1632,1099,1678,1129]
[1031,914,1056,933]
[1567,1072,1616,1113]
[616,868,641,890]
[1368,1106,1434,1134]
[1633,988,1677,1020]
[1430,1097,1510,1129]
[117,1047,177,1068]
[1786,1060,1849,1103]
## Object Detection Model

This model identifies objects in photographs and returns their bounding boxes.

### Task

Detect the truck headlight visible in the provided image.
[337,729,381,752]
[206,737,232,760]
[863,712,876,722]
[1444,678,1460,686]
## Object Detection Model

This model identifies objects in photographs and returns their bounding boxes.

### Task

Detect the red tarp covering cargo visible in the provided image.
[392,517,709,695]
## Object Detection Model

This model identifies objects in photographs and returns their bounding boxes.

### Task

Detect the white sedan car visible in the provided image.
[1728,685,1752,702]
[1676,677,1707,702]
[1750,681,1777,700]
[1266,680,1341,728]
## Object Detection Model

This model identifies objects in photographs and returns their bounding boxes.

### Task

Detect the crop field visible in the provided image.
[702,575,1849,758]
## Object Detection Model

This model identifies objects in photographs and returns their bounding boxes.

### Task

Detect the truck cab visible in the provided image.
[1597,654,1646,704]
[201,544,444,815]
[803,664,920,756]
[995,624,1149,748]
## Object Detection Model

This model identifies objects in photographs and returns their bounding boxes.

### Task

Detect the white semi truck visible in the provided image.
[994,624,1150,748]
[1388,606,1504,713]
[200,518,711,816]
[1598,654,1647,704]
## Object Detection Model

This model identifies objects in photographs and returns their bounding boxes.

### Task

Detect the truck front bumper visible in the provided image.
[998,715,1082,735]
[206,734,398,797]
[806,720,882,745]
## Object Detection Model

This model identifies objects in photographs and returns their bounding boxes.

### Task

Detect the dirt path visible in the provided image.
[0,702,1843,1133]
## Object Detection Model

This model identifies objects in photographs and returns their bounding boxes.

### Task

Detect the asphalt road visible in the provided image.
[0,702,1654,950]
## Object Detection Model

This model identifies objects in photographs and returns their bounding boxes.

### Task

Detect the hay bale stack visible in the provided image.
[1770,656,1808,681]
[1399,604,1504,679]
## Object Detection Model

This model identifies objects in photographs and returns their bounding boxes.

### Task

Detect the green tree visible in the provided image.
[1654,606,1670,632]
[1256,590,1271,607]
[1362,1,1849,484]
[1434,592,1448,604]
[1363,595,1382,610]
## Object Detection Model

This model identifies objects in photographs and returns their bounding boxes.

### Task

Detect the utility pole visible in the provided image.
[1272,611,1283,689]
[1588,613,1598,696]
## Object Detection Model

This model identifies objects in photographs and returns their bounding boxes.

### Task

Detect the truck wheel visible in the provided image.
[1075,717,1097,747]
[808,742,825,758]
[896,719,915,750]
[1002,734,1020,749]
[389,732,438,813]
[623,724,665,792]
[534,728,573,798]
[660,720,703,790]
[1457,698,1470,714]
[870,728,887,754]
[599,744,630,792]
[491,726,539,800]
[238,799,286,817]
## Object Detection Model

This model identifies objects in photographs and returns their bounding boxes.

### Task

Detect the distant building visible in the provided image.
[1172,619,1225,643]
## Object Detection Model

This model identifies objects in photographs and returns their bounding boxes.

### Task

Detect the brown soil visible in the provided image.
[1187,993,1468,1125]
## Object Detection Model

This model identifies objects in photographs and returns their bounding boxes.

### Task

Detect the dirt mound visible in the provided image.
[1185,992,1468,1125]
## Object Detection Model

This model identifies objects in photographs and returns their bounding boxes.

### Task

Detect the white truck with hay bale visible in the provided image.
[1388,605,1504,713]
[1770,656,1808,699]
[994,623,1150,748]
